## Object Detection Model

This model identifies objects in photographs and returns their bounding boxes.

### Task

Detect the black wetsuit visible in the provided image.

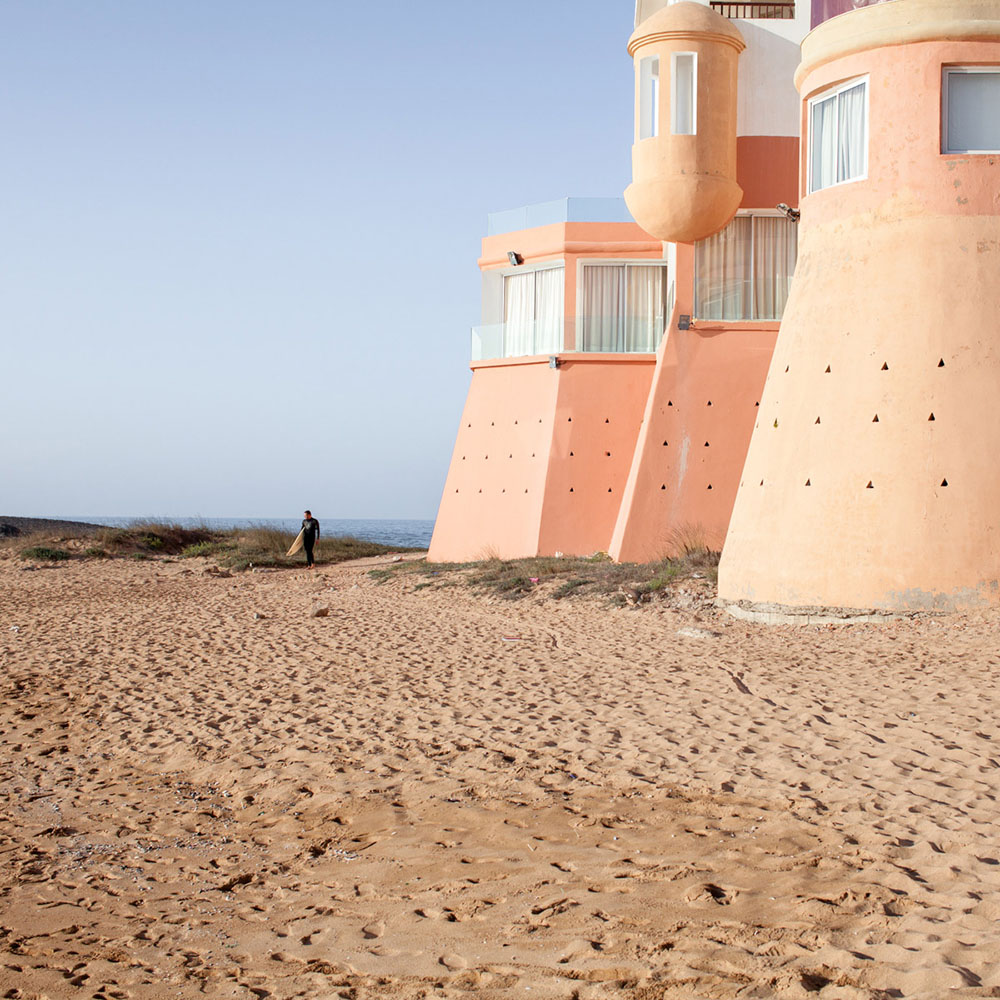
[302,517,320,566]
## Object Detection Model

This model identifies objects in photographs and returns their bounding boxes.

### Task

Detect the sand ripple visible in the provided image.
[2,556,1000,997]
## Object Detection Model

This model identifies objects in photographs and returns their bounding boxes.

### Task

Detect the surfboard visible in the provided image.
[286,529,305,556]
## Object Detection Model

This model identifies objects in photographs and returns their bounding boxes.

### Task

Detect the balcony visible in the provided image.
[471,318,670,361]
[710,1,795,17]
[471,323,559,362]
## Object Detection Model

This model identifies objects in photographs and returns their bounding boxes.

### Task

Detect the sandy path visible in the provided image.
[2,555,1000,998]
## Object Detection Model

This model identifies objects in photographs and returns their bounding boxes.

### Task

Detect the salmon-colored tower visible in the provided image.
[430,2,807,564]
[610,0,805,561]
[428,201,665,562]
[719,0,1000,616]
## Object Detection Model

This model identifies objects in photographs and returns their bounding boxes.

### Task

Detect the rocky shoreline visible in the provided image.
[0,516,102,538]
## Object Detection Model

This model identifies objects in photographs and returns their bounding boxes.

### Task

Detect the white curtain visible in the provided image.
[837,82,867,183]
[752,217,798,320]
[810,94,836,192]
[625,265,667,351]
[581,265,625,351]
[503,266,564,357]
[534,266,564,355]
[503,272,534,357]
[948,71,1000,153]
[694,216,752,320]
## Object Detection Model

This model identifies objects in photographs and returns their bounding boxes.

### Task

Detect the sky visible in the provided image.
[1,1,638,520]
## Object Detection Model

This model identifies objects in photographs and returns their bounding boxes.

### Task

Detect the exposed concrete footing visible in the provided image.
[717,598,933,626]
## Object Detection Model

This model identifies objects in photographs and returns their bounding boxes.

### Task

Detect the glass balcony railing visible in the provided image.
[470,323,562,362]
[470,319,669,361]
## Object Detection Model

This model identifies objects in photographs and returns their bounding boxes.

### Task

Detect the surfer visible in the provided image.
[301,510,320,568]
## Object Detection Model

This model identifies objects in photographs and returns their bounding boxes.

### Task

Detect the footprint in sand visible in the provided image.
[684,882,734,906]
[558,938,602,963]
[362,921,385,939]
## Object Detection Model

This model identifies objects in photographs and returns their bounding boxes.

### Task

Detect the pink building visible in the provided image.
[430,1,807,563]
[719,0,1000,616]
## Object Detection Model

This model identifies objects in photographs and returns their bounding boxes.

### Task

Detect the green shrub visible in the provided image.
[180,540,224,558]
[82,547,108,559]
[20,547,71,561]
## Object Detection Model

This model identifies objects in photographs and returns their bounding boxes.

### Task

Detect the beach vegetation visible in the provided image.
[367,548,719,608]
[20,546,72,561]
[97,522,215,556]
[4,520,414,572]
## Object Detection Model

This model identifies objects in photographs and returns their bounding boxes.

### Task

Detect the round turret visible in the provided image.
[624,2,745,244]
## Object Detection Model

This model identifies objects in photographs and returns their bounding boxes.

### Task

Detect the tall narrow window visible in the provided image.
[502,265,564,358]
[579,262,670,353]
[694,214,798,321]
[672,52,697,135]
[944,68,1000,153]
[639,56,659,140]
[808,77,868,193]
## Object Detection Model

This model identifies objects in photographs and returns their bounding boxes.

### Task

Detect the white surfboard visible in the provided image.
[286,528,305,556]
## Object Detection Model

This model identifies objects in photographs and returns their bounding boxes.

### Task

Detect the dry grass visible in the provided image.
[369,548,719,607]
[5,521,415,571]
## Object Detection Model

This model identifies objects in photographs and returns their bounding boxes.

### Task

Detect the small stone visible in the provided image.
[439,953,468,970]
[310,605,330,618]
[253,612,266,621]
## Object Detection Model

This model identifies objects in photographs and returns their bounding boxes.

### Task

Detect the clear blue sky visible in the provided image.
[1,1,636,520]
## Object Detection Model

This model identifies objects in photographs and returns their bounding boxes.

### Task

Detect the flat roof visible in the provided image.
[487,198,635,236]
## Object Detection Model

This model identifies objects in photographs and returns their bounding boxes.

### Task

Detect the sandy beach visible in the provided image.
[3,553,1000,999]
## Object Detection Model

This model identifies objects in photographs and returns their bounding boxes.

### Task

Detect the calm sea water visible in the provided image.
[66,517,435,549]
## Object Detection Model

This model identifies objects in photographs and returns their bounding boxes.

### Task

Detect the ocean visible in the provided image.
[64,517,436,550]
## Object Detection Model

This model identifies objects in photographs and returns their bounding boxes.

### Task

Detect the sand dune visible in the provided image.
[2,554,1000,998]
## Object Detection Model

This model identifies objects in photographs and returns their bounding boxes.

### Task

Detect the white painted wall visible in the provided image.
[734,7,810,136]
[633,0,809,138]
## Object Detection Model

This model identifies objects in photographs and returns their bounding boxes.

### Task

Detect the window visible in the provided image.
[502,265,564,357]
[639,56,659,140]
[672,53,697,135]
[579,261,671,352]
[808,77,868,193]
[694,214,798,321]
[943,68,1000,153]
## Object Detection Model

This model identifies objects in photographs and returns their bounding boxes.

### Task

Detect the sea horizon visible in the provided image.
[54,515,436,549]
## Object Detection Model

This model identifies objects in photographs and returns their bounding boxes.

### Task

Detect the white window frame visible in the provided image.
[807,75,869,194]
[500,261,565,357]
[671,52,697,136]
[693,210,797,322]
[574,258,672,354]
[638,55,660,141]
[942,66,1000,154]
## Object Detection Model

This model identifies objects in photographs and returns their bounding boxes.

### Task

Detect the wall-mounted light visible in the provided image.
[777,203,800,222]
[549,356,561,369]
[507,251,524,266]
